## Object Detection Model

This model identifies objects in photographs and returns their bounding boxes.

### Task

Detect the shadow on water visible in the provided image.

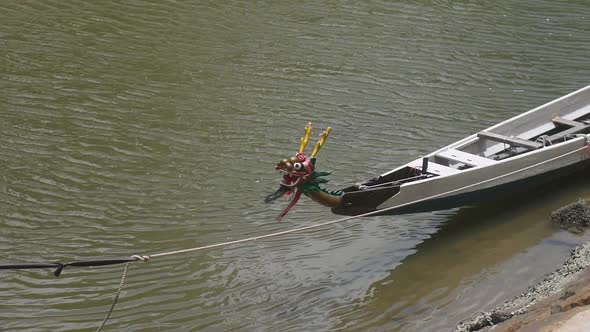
[330,167,590,331]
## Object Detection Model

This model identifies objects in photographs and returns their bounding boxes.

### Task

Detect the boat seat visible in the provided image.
[552,116,583,128]
[477,131,542,150]
[411,160,460,176]
[436,149,497,167]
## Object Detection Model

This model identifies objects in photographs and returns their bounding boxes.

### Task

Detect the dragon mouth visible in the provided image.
[264,171,305,204]
[279,171,303,188]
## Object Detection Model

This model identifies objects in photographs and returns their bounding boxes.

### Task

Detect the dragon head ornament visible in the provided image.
[265,122,342,220]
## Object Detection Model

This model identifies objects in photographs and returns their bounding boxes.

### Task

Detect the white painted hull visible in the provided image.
[378,137,589,212]
[335,85,590,216]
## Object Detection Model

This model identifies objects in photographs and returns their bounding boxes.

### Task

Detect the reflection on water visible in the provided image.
[1,0,590,331]
[331,174,590,331]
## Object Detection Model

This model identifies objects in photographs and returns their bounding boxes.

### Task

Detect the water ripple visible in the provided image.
[2,0,590,331]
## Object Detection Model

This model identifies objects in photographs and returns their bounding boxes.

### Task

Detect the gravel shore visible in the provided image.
[456,199,590,332]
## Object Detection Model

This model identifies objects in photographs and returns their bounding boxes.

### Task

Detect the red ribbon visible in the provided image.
[276,190,303,221]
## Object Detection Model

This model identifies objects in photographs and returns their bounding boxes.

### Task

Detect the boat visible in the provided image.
[266,85,590,219]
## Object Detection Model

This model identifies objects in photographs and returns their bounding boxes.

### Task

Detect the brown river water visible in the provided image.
[1,1,590,331]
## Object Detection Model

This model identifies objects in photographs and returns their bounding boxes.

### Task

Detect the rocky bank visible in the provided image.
[456,199,590,332]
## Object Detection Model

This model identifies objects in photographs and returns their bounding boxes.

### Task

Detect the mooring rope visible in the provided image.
[0,209,384,330]
[90,210,387,329]
[96,262,131,332]
[144,209,381,260]
[0,208,387,278]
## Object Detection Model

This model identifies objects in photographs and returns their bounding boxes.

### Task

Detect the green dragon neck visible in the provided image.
[299,170,343,207]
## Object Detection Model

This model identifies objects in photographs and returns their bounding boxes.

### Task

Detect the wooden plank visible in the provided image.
[428,162,461,176]
[410,160,460,176]
[552,116,582,128]
[477,131,542,150]
[437,149,497,167]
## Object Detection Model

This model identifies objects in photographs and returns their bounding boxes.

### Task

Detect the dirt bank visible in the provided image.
[456,200,590,332]
[489,269,590,332]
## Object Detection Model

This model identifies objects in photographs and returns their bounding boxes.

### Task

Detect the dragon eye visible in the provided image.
[293,162,303,171]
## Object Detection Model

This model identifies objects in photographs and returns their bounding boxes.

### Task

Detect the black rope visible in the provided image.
[0,258,136,277]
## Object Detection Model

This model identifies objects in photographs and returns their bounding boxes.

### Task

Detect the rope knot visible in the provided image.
[130,255,151,262]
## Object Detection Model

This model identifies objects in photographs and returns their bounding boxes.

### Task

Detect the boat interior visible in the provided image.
[344,95,590,193]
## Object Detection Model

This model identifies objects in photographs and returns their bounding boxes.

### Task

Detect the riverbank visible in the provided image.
[490,268,590,332]
[456,200,590,332]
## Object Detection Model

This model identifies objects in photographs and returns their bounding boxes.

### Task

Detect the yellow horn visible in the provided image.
[310,127,331,158]
[299,122,312,154]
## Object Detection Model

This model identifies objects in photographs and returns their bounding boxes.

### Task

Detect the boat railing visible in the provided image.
[358,174,429,190]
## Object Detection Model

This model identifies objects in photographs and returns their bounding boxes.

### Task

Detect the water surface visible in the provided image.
[1,1,590,331]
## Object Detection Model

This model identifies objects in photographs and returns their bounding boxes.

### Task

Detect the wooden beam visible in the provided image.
[410,160,460,176]
[477,131,542,150]
[552,116,582,128]
[437,149,497,167]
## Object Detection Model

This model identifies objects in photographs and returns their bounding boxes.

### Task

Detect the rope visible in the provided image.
[96,262,131,332]
[0,259,138,277]
[148,208,384,259]
[536,135,552,147]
